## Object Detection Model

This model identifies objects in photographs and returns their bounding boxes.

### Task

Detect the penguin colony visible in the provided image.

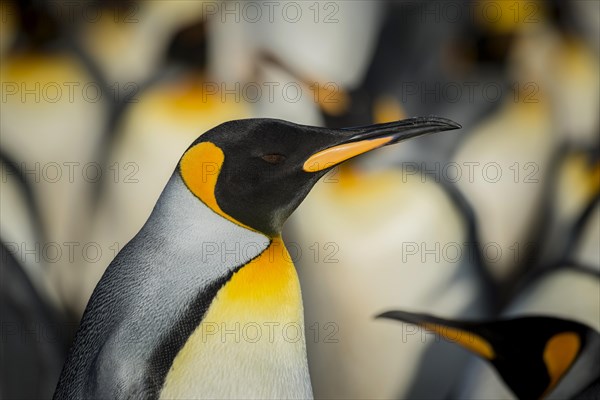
[0,1,598,399]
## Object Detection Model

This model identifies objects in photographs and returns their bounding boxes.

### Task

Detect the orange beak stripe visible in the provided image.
[303,136,393,173]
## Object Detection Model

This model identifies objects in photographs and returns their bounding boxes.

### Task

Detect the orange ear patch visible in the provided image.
[543,332,581,395]
[180,142,253,231]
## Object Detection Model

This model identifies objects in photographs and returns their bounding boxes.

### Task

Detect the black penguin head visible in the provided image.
[179,117,460,236]
[377,311,596,400]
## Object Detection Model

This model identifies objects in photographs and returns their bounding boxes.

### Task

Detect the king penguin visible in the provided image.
[54,117,460,399]
[377,311,600,400]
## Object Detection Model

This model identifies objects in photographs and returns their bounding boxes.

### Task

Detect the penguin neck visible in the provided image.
[156,177,313,399]
[196,235,304,319]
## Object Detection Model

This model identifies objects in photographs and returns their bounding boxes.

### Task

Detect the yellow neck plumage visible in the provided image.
[160,236,307,399]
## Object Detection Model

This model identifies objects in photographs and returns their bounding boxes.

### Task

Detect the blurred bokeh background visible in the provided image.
[0,0,598,398]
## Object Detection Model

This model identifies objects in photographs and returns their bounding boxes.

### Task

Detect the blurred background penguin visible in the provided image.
[1,0,598,399]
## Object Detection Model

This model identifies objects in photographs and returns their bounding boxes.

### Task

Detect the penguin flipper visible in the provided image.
[81,336,164,399]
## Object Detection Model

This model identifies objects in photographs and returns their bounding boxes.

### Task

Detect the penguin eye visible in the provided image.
[260,154,286,165]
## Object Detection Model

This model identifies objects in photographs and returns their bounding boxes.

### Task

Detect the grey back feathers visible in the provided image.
[54,173,269,399]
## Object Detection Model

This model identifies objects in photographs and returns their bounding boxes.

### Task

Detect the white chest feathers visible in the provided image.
[159,237,313,400]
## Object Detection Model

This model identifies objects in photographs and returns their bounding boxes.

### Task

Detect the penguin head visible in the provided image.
[377,311,597,399]
[179,117,460,236]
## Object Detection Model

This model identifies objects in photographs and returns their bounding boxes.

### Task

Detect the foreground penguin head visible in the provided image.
[181,117,461,236]
[377,311,600,399]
